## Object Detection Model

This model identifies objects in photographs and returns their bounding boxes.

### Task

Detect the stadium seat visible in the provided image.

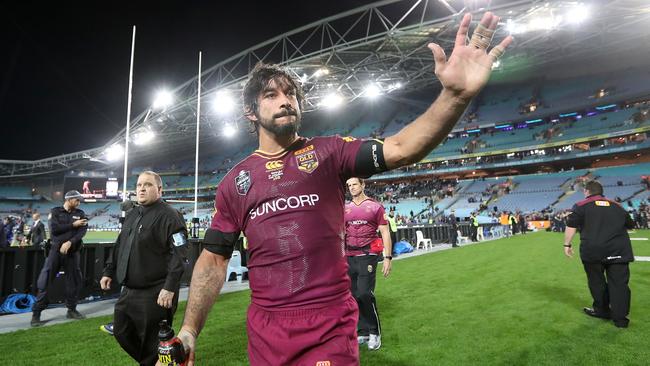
[415,230,432,250]
[457,230,470,244]
[476,226,484,241]
[226,251,248,283]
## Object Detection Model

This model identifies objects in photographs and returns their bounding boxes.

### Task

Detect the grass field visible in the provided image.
[3,230,650,365]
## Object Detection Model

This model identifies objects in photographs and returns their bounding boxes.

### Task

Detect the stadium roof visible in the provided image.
[1,0,649,178]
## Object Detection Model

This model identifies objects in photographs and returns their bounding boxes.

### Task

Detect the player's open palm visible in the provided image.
[429,12,513,101]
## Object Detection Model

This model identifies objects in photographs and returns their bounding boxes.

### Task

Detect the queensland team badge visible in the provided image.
[294,145,319,174]
[235,170,251,195]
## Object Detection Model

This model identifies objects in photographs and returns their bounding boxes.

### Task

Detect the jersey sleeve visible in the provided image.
[203,181,241,259]
[331,135,365,180]
[376,204,388,225]
[566,204,584,229]
[211,183,241,233]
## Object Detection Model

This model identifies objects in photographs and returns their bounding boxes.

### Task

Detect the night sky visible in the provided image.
[0,0,378,160]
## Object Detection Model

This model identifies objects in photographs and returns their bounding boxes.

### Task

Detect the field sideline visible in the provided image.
[2,230,649,365]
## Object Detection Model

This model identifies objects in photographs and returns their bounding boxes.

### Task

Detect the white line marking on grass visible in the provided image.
[631,238,649,241]
[635,256,650,261]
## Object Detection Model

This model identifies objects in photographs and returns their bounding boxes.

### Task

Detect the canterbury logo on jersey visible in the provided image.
[265,160,284,170]
[249,194,320,220]
[349,220,368,225]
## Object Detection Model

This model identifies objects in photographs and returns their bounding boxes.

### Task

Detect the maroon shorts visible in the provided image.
[247,294,359,366]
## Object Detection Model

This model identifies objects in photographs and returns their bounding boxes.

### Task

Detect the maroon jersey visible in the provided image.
[344,198,387,256]
[211,136,364,309]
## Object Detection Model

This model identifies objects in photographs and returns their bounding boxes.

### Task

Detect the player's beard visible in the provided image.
[257,108,301,137]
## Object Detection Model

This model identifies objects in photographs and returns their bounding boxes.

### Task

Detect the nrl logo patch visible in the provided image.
[295,148,319,174]
[235,170,251,196]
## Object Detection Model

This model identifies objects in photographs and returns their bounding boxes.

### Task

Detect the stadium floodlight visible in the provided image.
[133,129,155,146]
[213,90,235,115]
[506,19,526,34]
[364,84,382,99]
[105,144,124,162]
[223,124,237,137]
[152,90,173,110]
[313,68,330,78]
[566,3,589,24]
[320,92,344,109]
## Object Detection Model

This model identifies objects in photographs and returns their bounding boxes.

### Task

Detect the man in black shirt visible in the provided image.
[449,210,459,247]
[101,171,189,365]
[564,181,635,328]
[31,191,88,326]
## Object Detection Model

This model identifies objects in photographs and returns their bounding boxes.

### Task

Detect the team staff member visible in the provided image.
[101,171,189,365]
[31,191,88,327]
[25,212,46,246]
[564,181,635,328]
[345,177,392,351]
[449,210,459,247]
[174,12,511,366]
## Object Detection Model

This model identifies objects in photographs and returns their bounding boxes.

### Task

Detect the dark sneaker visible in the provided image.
[66,309,86,320]
[613,318,629,328]
[31,314,46,327]
[100,322,114,336]
[583,307,610,319]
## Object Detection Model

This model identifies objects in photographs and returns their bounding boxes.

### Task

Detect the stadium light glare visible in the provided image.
[105,144,124,162]
[506,19,526,34]
[153,90,173,110]
[364,84,382,99]
[313,68,330,78]
[133,129,155,146]
[213,90,235,115]
[566,4,589,24]
[320,92,344,109]
[492,60,501,69]
[223,124,237,137]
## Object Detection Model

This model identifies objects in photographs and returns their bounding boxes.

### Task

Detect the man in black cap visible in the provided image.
[564,180,635,328]
[100,171,189,365]
[31,190,88,326]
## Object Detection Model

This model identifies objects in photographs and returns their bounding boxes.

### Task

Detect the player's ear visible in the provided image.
[244,108,258,122]
[244,101,259,122]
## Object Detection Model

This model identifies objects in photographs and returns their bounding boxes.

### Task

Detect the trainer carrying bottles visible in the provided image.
[345,177,392,350]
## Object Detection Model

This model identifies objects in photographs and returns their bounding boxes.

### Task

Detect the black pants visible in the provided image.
[114,285,179,366]
[449,228,458,246]
[583,262,631,325]
[470,226,478,242]
[347,255,380,336]
[32,244,82,314]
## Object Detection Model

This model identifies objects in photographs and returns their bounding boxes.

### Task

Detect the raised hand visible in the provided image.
[428,12,513,101]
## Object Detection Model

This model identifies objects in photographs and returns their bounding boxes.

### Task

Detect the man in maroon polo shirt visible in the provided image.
[175,12,511,366]
[345,177,392,351]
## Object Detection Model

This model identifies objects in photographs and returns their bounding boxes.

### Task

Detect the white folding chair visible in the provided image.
[457,230,470,244]
[476,226,484,241]
[226,250,248,283]
[415,230,433,250]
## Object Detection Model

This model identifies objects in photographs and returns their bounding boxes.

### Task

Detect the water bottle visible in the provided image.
[157,320,187,366]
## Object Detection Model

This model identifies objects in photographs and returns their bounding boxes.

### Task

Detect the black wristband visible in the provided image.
[384,256,393,260]
[563,244,572,248]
